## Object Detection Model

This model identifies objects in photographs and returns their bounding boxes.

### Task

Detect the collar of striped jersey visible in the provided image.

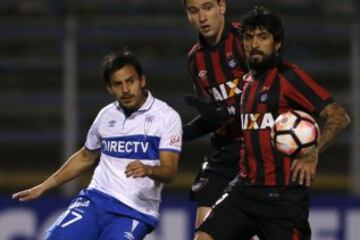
[197,20,232,49]
[115,90,155,114]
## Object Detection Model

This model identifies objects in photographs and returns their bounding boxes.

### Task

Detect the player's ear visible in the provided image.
[140,75,146,88]
[219,0,226,15]
[106,84,114,95]
[275,41,282,52]
[275,41,282,56]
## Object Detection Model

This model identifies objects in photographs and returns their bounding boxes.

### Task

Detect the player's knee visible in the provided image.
[194,231,214,240]
[195,207,211,228]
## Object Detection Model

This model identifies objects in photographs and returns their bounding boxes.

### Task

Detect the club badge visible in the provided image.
[198,70,207,81]
[144,115,155,135]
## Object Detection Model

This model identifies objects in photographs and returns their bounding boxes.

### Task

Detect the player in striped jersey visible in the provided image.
[195,6,350,240]
[183,0,248,229]
[12,48,182,240]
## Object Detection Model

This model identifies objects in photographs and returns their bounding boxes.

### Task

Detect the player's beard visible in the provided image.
[248,52,279,74]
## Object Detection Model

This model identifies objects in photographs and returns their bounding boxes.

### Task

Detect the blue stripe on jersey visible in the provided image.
[159,148,181,153]
[101,135,160,160]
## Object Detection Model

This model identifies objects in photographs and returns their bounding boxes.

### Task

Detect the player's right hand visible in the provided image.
[12,184,45,202]
[291,149,318,187]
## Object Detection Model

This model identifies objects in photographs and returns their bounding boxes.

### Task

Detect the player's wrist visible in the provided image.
[147,166,153,177]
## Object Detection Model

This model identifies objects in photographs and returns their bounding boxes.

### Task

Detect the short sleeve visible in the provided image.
[84,113,102,151]
[281,66,334,115]
[159,110,182,153]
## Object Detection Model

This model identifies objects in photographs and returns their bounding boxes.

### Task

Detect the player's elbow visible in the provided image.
[343,111,351,129]
[337,106,351,131]
[162,168,177,184]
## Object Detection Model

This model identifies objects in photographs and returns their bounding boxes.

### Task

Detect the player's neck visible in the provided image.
[249,54,280,77]
[206,18,225,46]
[123,91,148,117]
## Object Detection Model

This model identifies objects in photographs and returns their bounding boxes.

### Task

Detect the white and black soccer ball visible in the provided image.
[270,110,320,158]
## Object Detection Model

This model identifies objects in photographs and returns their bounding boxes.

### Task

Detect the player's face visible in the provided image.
[107,65,146,111]
[185,0,226,44]
[243,27,281,67]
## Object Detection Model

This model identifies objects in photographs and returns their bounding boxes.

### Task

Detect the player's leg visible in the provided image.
[191,169,233,228]
[195,206,212,228]
[197,192,258,240]
[254,188,311,240]
[194,231,215,240]
[98,215,152,240]
[44,195,100,240]
[257,217,311,240]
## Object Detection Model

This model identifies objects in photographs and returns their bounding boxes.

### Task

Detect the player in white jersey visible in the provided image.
[12,48,182,240]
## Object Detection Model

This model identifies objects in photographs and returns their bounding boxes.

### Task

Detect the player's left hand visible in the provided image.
[184,95,218,119]
[125,160,152,178]
[291,149,318,187]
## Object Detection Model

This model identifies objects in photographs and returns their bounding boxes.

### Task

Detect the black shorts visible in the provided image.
[198,181,311,240]
[189,168,234,207]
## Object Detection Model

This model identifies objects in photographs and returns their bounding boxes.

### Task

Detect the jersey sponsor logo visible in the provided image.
[241,113,275,130]
[101,135,160,160]
[107,120,117,128]
[227,105,237,115]
[208,79,242,101]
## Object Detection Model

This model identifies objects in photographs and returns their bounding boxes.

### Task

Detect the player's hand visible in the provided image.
[125,160,152,178]
[291,150,318,187]
[184,96,219,123]
[12,184,46,202]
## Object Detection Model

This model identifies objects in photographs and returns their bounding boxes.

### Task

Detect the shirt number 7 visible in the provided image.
[58,210,83,228]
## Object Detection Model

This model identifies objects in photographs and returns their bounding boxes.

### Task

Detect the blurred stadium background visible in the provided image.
[0,0,359,239]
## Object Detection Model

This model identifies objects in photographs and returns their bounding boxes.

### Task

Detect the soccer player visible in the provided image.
[195,6,351,240]
[12,48,182,240]
[183,0,248,229]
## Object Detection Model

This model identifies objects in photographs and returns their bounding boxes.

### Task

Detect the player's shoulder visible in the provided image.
[152,98,179,114]
[89,102,117,125]
[278,60,296,73]
[278,59,313,81]
[97,102,117,117]
[152,98,181,120]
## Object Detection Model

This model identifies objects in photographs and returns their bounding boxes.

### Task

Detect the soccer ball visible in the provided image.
[270,110,320,158]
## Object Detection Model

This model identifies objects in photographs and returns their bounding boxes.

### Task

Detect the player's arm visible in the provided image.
[318,102,351,152]
[183,114,215,141]
[12,147,100,201]
[292,102,350,186]
[125,151,180,184]
[183,96,240,142]
[183,54,230,140]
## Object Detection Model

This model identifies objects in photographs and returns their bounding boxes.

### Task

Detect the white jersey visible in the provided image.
[84,92,182,218]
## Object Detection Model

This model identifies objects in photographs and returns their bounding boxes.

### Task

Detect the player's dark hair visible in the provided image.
[102,47,143,86]
[183,0,221,7]
[240,6,284,46]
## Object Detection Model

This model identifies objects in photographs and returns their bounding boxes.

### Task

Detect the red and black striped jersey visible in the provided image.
[188,21,247,149]
[240,59,334,187]
[187,21,248,120]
